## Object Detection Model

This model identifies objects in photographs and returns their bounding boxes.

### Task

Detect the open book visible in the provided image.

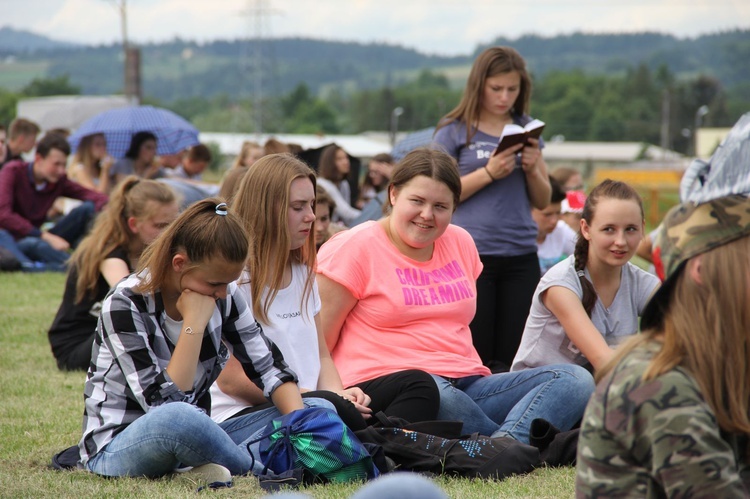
[492,119,545,156]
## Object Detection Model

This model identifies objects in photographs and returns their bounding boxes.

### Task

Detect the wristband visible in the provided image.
[484,165,496,181]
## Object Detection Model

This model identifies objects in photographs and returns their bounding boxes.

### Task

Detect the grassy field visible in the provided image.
[0,272,575,498]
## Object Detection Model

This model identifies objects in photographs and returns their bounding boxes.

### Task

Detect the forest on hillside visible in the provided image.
[0,29,748,154]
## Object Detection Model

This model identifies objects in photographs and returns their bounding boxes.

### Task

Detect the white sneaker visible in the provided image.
[174,463,233,490]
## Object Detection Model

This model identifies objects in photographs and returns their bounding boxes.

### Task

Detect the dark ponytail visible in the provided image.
[574,235,597,317]
[576,179,644,317]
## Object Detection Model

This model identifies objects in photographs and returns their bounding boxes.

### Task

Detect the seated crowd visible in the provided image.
[3,109,747,496]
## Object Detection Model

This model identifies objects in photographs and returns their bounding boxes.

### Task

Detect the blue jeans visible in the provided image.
[16,201,96,270]
[0,229,30,264]
[86,398,334,478]
[431,364,594,444]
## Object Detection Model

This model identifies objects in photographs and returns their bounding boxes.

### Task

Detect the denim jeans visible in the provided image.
[431,364,594,444]
[0,229,31,265]
[15,201,97,270]
[86,398,334,478]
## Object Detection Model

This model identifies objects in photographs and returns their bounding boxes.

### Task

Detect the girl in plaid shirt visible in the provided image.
[79,198,303,480]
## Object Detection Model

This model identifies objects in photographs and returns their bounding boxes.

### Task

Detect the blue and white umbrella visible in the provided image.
[68,105,200,158]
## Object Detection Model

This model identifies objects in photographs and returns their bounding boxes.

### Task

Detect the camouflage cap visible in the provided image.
[641,194,750,330]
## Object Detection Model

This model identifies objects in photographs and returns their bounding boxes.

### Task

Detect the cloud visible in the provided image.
[2,0,747,55]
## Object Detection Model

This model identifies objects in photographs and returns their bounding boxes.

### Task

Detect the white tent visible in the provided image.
[16,95,134,132]
[200,132,391,159]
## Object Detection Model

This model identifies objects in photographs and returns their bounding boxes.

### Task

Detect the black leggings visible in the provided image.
[355,369,440,423]
[229,369,440,428]
[230,390,368,431]
[470,252,540,371]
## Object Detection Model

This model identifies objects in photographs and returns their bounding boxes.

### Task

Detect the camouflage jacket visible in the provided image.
[576,341,750,498]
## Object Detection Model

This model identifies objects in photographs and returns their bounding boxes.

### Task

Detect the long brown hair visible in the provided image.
[435,46,532,146]
[598,236,750,433]
[69,133,105,183]
[574,179,644,316]
[318,144,345,183]
[70,176,176,303]
[232,153,317,324]
[136,198,249,295]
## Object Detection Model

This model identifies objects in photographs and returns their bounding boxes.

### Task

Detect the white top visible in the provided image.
[210,263,321,422]
[511,255,660,371]
[537,220,577,275]
[317,177,361,225]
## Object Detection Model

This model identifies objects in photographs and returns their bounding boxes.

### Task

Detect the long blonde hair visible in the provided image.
[69,133,105,183]
[70,176,176,303]
[232,153,317,324]
[598,235,750,434]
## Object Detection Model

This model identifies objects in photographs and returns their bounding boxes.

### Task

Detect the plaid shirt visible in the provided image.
[79,271,297,466]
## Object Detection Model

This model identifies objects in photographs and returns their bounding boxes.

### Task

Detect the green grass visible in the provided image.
[0,60,50,91]
[0,272,575,498]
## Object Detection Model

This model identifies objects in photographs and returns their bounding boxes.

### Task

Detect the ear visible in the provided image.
[172,252,188,273]
[686,255,703,285]
[580,218,591,241]
[127,216,138,234]
[389,185,398,207]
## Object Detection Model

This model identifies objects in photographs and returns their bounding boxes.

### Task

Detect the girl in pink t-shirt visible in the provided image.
[318,147,594,443]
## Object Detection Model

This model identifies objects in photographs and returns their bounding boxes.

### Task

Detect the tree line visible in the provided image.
[1,60,744,156]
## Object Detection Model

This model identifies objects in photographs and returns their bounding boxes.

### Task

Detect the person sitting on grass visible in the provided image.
[512,180,660,373]
[79,198,305,483]
[211,154,370,429]
[577,194,750,497]
[48,177,179,371]
[1,117,39,168]
[0,132,108,272]
[315,185,337,250]
[161,143,220,209]
[211,153,439,430]
[318,147,593,443]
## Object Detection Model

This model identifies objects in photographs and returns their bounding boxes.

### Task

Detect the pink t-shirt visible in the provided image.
[317,221,490,386]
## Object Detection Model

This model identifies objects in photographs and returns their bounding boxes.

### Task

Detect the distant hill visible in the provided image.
[480,30,750,87]
[0,28,747,102]
[0,26,80,52]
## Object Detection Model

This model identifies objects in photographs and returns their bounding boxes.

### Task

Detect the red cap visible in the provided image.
[561,190,586,214]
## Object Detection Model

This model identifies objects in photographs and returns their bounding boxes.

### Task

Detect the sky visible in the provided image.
[2,0,748,56]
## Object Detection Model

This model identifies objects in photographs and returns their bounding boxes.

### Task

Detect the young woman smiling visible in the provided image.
[317,148,593,443]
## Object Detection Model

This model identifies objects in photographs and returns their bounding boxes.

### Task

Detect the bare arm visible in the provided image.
[69,163,97,190]
[521,138,551,210]
[215,354,268,406]
[98,157,113,194]
[269,381,304,415]
[166,290,217,391]
[317,274,359,351]
[100,258,131,288]
[315,314,372,416]
[636,236,654,263]
[542,285,614,371]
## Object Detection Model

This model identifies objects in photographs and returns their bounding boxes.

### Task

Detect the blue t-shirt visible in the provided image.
[433,117,542,256]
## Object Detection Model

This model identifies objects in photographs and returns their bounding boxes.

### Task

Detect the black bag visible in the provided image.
[528,418,580,467]
[355,413,540,480]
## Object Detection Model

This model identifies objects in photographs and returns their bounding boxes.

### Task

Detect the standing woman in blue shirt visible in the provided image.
[78,198,303,481]
[433,46,551,372]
